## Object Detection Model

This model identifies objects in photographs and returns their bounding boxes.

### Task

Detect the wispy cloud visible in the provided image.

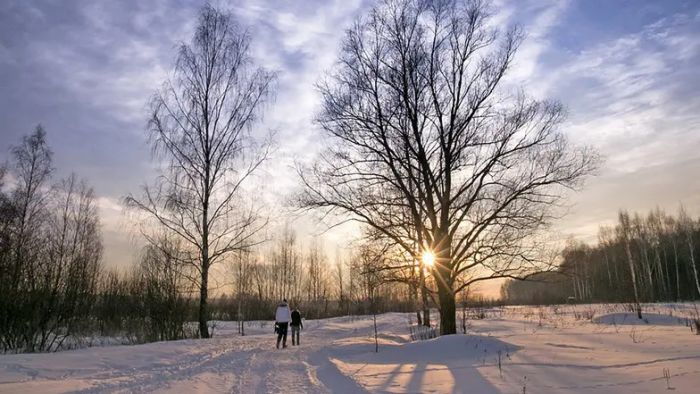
[231,0,369,196]
[539,10,700,239]
[499,0,571,86]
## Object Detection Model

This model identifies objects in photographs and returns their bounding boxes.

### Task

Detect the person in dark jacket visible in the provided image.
[290,307,303,346]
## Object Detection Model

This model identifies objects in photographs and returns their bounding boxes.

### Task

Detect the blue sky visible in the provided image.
[1,1,699,295]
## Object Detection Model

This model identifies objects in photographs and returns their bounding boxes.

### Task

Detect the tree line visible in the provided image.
[501,207,700,307]
[221,228,417,330]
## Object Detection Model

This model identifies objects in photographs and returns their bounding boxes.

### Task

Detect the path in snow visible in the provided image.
[0,316,377,394]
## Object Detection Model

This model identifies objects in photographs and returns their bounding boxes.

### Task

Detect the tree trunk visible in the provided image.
[200,154,211,338]
[411,280,422,325]
[199,261,210,338]
[688,235,700,299]
[434,227,455,335]
[372,306,379,353]
[437,277,456,335]
[419,260,430,327]
[238,299,245,336]
[641,245,654,301]
[603,252,613,289]
[672,241,680,300]
[624,240,642,319]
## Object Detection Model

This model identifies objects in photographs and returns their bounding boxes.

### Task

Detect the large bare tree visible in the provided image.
[126,5,275,338]
[299,0,598,334]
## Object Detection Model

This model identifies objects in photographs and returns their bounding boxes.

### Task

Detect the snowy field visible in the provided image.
[1,303,699,393]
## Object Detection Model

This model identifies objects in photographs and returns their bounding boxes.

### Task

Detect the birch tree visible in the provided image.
[126,5,274,338]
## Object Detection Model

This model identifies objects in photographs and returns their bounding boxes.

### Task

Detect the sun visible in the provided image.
[422,250,435,267]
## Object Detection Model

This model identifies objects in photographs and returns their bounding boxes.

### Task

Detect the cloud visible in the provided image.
[0,1,202,202]
[95,195,140,268]
[481,2,700,247]
[229,0,369,216]
[500,0,571,86]
[26,1,195,128]
[537,11,700,240]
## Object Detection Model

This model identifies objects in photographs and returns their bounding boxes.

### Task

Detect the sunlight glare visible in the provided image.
[422,250,435,267]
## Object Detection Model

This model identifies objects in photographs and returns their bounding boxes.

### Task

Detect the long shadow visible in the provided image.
[405,360,427,393]
[315,334,520,393]
[375,363,408,392]
[308,347,371,394]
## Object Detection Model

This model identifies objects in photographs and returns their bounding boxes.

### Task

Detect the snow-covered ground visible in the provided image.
[1,303,699,393]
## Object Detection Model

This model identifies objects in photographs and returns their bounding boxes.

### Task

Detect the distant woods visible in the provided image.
[502,208,700,305]
[221,227,416,328]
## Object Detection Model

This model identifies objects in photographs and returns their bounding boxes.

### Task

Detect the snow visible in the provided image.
[1,304,699,393]
[593,312,691,326]
[330,334,518,393]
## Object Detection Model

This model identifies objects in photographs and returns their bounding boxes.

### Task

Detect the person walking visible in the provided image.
[274,299,291,349]
[290,307,303,346]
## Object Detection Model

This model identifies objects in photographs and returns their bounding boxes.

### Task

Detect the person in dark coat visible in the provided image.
[290,307,303,346]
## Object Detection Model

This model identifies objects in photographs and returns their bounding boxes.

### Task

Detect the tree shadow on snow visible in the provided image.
[315,334,521,393]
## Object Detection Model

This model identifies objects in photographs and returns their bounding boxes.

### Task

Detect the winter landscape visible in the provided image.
[1,304,700,393]
[1,0,700,393]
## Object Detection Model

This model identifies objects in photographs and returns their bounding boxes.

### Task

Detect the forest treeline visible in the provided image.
[501,208,700,305]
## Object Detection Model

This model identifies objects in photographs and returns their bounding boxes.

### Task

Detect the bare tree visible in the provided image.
[664,215,682,300]
[230,248,255,335]
[617,211,642,318]
[353,241,386,352]
[125,4,275,338]
[305,238,331,315]
[1,128,103,352]
[598,226,615,290]
[679,206,700,297]
[38,174,102,351]
[1,126,53,351]
[9,126,53,296]
[334,248,346,314]
[0,167,12,276]
[299,0,597,334]
[273,226,302,303]
[137,236,195,342]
